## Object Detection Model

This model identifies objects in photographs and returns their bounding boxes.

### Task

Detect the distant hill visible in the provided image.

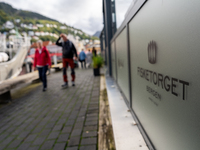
[0,2,57,22]
[93,31,101,38]
[0,2,99,42]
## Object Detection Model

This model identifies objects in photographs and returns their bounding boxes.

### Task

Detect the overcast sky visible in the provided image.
[0,0,133,35]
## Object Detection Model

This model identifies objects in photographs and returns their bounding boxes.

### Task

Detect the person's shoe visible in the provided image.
[62,82,68,88]
[43,88,47,92]
[72,81,75,86]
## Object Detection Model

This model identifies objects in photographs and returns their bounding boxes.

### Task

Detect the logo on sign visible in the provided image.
[148,41,157,64]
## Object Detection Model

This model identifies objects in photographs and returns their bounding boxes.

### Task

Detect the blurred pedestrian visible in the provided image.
[26,56,33,72]
[33,40,51,92]
[92,47,97,57]
[79,49,86,68]
[86,50,92,68]
[56,33,78,88]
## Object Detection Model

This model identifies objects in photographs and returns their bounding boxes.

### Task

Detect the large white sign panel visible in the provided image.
[116,28,130,101]
[111,41,117,80]
[129,1,200,149]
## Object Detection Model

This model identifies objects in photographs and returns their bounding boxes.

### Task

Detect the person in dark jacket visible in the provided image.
[56,33,78,87]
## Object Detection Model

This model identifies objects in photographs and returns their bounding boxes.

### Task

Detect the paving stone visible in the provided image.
[1,136,16,145]
[7,139,22,148]
[17,142,31,150]
[73,122,84,129]
[37,121,47,127]
[41,140,55,149]
[5,126,16,133]
[86,117,98,121]
[25,124,35,131]
[76,117,85,122]
[62,126,73,134]
[65,146,78,150]
[83,125,98,131]
[65,120,75,126]
[85,121,98,126]
[27,146,40,150]
[52,124,63,131]
[39,129,51,137]
[81,137,97,145]
[47,131,60,139]
[71,129,82,137]
[19,131,31,139]
[57,133,69,142]
[24,134,37,142]
[79,145,96,150]
[32,137,45,145]
[0,133,8,141]
[0,144,6,150]
[82,131,97,138]
[67,137,80,146]
[86,114,98,117]
[53,143,66,150]
[57,119,67,125]
[45,122,56,129]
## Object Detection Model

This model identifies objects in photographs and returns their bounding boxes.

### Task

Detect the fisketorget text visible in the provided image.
[137,67,189,100]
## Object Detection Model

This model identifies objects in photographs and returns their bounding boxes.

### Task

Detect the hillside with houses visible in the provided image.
[0,2,100,53]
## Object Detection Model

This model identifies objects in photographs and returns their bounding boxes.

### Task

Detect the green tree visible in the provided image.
[39,35,57,42]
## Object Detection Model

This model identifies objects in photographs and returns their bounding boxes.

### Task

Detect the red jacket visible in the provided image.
[33,46,51,67]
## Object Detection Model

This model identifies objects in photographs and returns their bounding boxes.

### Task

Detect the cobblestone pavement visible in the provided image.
[0,69,100,150]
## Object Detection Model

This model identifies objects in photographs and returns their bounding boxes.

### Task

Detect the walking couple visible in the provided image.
[33,34,78,91]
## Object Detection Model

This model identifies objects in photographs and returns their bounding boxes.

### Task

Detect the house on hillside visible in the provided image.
[28,31,34,36]
[35,32,41,36]
[20,23,25,28]
[36,24,44,28]
[4,21,14,29]
[28,24,33,29]
[22,32,27,36]
[23,24,27,28]
[14,19,21,23]
[44,32,49,36]
[32,26,38,30]
[60,26,67,29]
[9,29,16,34]
[78,31,83,35]
[40,32,45,36]
[53,34,59,38]
[32,36,39,40]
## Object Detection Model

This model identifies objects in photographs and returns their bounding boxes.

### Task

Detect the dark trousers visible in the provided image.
[29,63,32,72]
[37,65,48,88]
[80,59,86,68]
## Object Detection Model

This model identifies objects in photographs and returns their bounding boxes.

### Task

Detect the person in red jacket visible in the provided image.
[33,40,51,91]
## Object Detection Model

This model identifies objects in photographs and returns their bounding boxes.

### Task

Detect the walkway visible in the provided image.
[0,69,100,150]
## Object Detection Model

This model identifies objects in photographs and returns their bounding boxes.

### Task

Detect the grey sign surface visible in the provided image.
[111,41,117,80]
[129,0,200,149]
[115,28,129,101]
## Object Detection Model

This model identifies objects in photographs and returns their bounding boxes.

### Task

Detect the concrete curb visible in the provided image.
[98,75,116,150]
[105,75,149,150]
